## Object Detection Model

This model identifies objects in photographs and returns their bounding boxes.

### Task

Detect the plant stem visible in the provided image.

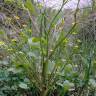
[41,88,48,96]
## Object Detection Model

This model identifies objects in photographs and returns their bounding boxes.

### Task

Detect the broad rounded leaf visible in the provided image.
[19,82,28,89]
[63,80,74,91]
[65,64,73,73]
[89,79,96,88]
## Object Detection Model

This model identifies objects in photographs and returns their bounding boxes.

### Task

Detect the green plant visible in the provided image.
[2,0,96,96]
[3,0,81,96]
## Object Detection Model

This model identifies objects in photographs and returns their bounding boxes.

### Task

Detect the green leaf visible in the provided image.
[28,38,40,47]
[0,29,5,34]
[5,0,14,3]
[32,37,40,42]
[57,80,74,92]
[24,0,36,15]
[48,61,55,74]
[19,82,28,89]
[64,64,73,73]
[89,79,96,88]
[63,80,74,91]
[7,68,22,74]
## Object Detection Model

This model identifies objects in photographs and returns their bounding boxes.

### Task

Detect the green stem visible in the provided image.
[42,9,48,85]
[49,23,76,59]
[42,62,47,83]
[41,88,48,96]
[48,0,68,34]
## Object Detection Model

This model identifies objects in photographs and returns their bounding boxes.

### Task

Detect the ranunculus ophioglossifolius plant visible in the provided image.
[6,0,81,96]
